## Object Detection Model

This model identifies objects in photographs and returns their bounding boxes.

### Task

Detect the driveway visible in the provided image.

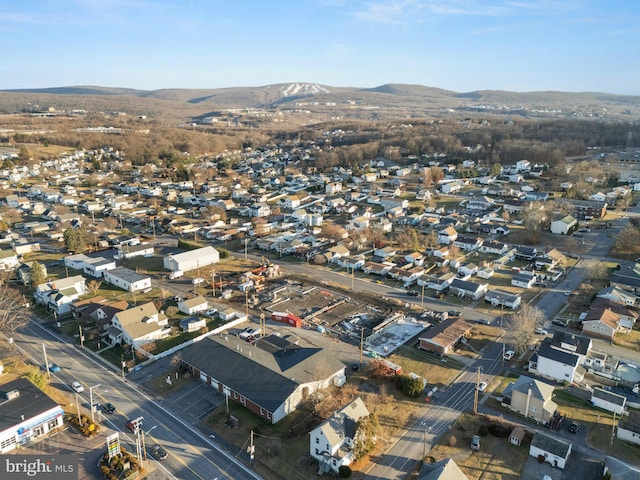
[520,449,603,480]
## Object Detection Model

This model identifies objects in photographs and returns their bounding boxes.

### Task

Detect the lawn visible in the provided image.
[428,413,530,480]
[613,327,640,352]
[552,389,640,464]
[388,344,466,387]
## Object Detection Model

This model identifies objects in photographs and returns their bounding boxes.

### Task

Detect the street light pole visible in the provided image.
[89,384,101,423]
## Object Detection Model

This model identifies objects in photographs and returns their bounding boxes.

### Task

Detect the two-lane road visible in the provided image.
[10,319,262,480]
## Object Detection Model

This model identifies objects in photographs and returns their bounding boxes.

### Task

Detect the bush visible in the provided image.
[218,247,230,259]
[396,374,424,397]
[488,422,512,438]
[478,424,489,436]
[448,435,457,447]
[338,465,352,478]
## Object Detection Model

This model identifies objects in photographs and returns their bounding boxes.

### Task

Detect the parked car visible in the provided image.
[503,350,515,361]
[552,319,568,327]
[173,295,185,302]
[477,381,488,392]
[569,422,581,434]
[407,290,419,297]
[535,327,548,335]
[148,444,168,460]
[101,403,116,414]
[448,310,462,317]
[564,290,571,296]
[204,308,218,317]
[71,381,84,393]
[471,435,481,450]
[474,318,492,325]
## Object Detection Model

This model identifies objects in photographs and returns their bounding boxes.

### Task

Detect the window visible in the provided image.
[1,437,17,450]
[47,418,59,431]
[315,438,319,444]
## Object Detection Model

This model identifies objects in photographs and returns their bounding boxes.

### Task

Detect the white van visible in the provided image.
[169,270,184,280]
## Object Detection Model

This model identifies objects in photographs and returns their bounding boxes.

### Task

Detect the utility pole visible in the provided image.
[248,430,255,463]
[79,325,84,348]
[42,343,50,379]
[121,355,126,381]
[89,384,101,423]
[359,327,364,368]
[611,411,617,448]
[351,265,354,291]
[473,366,481,415]
[75,392,81,424]
[421,282,425,309]
[211,269,216,297]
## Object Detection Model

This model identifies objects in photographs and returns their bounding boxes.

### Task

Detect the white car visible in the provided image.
[204,308,218,317]
[503,350,515,361]
[71,381,84,393]
[535,327,548,335]
[477,381,488,392]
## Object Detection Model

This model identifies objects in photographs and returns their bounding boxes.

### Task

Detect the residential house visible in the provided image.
[581,307,622,340]
[596,286,637,306]
[108,302,170,347]
[419,272,455,293]
[374,246,397,259]
[590,297,637,329]
[529,433,571,469]
[476,266,495,279]
[453,235,482,251]
[502,375,558,424]
[404,252,425,266]
[113,243,155,260]
[449,278,488,300]
[512,270,536,289]
[550,215,577,235]
[479,240,509,255]
[15,261,47,285]
[484,289,521,309]
[418,458,469,480]
[180,334,346,424]
[565,199,607,220]
[103,267,151,293]
[177,296,209,315]
[591,387,627,415]
[34,275,87,317]
[457,263,478,277]
[418,317,474,355]
[309,398,371,475]
[528,340,581,384]
[164,246,220,273]
[515,246,537,261]
[0,376,65,454]
[361,262,393,276]
[64,253,116,278]
[0,249,19,271]
[610,263,640,293]
[437,226,458,245]
[616,410,640,446]
[440,180,463,194]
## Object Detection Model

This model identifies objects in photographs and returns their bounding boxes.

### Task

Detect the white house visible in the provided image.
[529,433,571,469]
[617,410,640,446]
[529,341,580,384]
[178,296,209,315]
[64,253,116,278]
[103,267,151,293]
[550,215,577,235]
[590,387,627,415]
[164,246,220,273]
[108,302,170,347]
[34,275,87,317]
[309,398,371,474]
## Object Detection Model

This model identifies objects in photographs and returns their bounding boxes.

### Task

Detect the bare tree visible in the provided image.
[509,304,544,354]
[0,286,31,335]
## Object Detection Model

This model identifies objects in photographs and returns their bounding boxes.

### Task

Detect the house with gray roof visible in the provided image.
[180,334,346,424]
[103,266,151,292]
[484,289,521,309]
[528,340,581,384]
[502,375,557,425]
[591,387,627,415]
[418,458,469,480]
[309,397,370,475]
[34,275,87,317]
[529,432,572,469]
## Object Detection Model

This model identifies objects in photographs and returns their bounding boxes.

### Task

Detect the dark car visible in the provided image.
[407,290,419,297]
[101,403,116,414]
[148,445,168,460]
[552,319,568,327]
[448,310,462,317]
[569,422,581,434]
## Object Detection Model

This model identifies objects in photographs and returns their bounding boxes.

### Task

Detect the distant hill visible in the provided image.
[1,83,639,122]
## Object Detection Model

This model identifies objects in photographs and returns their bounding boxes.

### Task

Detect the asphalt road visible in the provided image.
[10,319,262,480]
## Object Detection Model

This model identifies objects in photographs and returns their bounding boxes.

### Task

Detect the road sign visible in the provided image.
[106,433,121,459]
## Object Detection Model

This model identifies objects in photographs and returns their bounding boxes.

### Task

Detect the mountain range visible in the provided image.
[1,83,639,123]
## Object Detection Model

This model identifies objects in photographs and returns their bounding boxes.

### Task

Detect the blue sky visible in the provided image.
[2,0,639,94]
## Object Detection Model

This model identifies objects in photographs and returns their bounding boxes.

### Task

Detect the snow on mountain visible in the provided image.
[281,83,330,97]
